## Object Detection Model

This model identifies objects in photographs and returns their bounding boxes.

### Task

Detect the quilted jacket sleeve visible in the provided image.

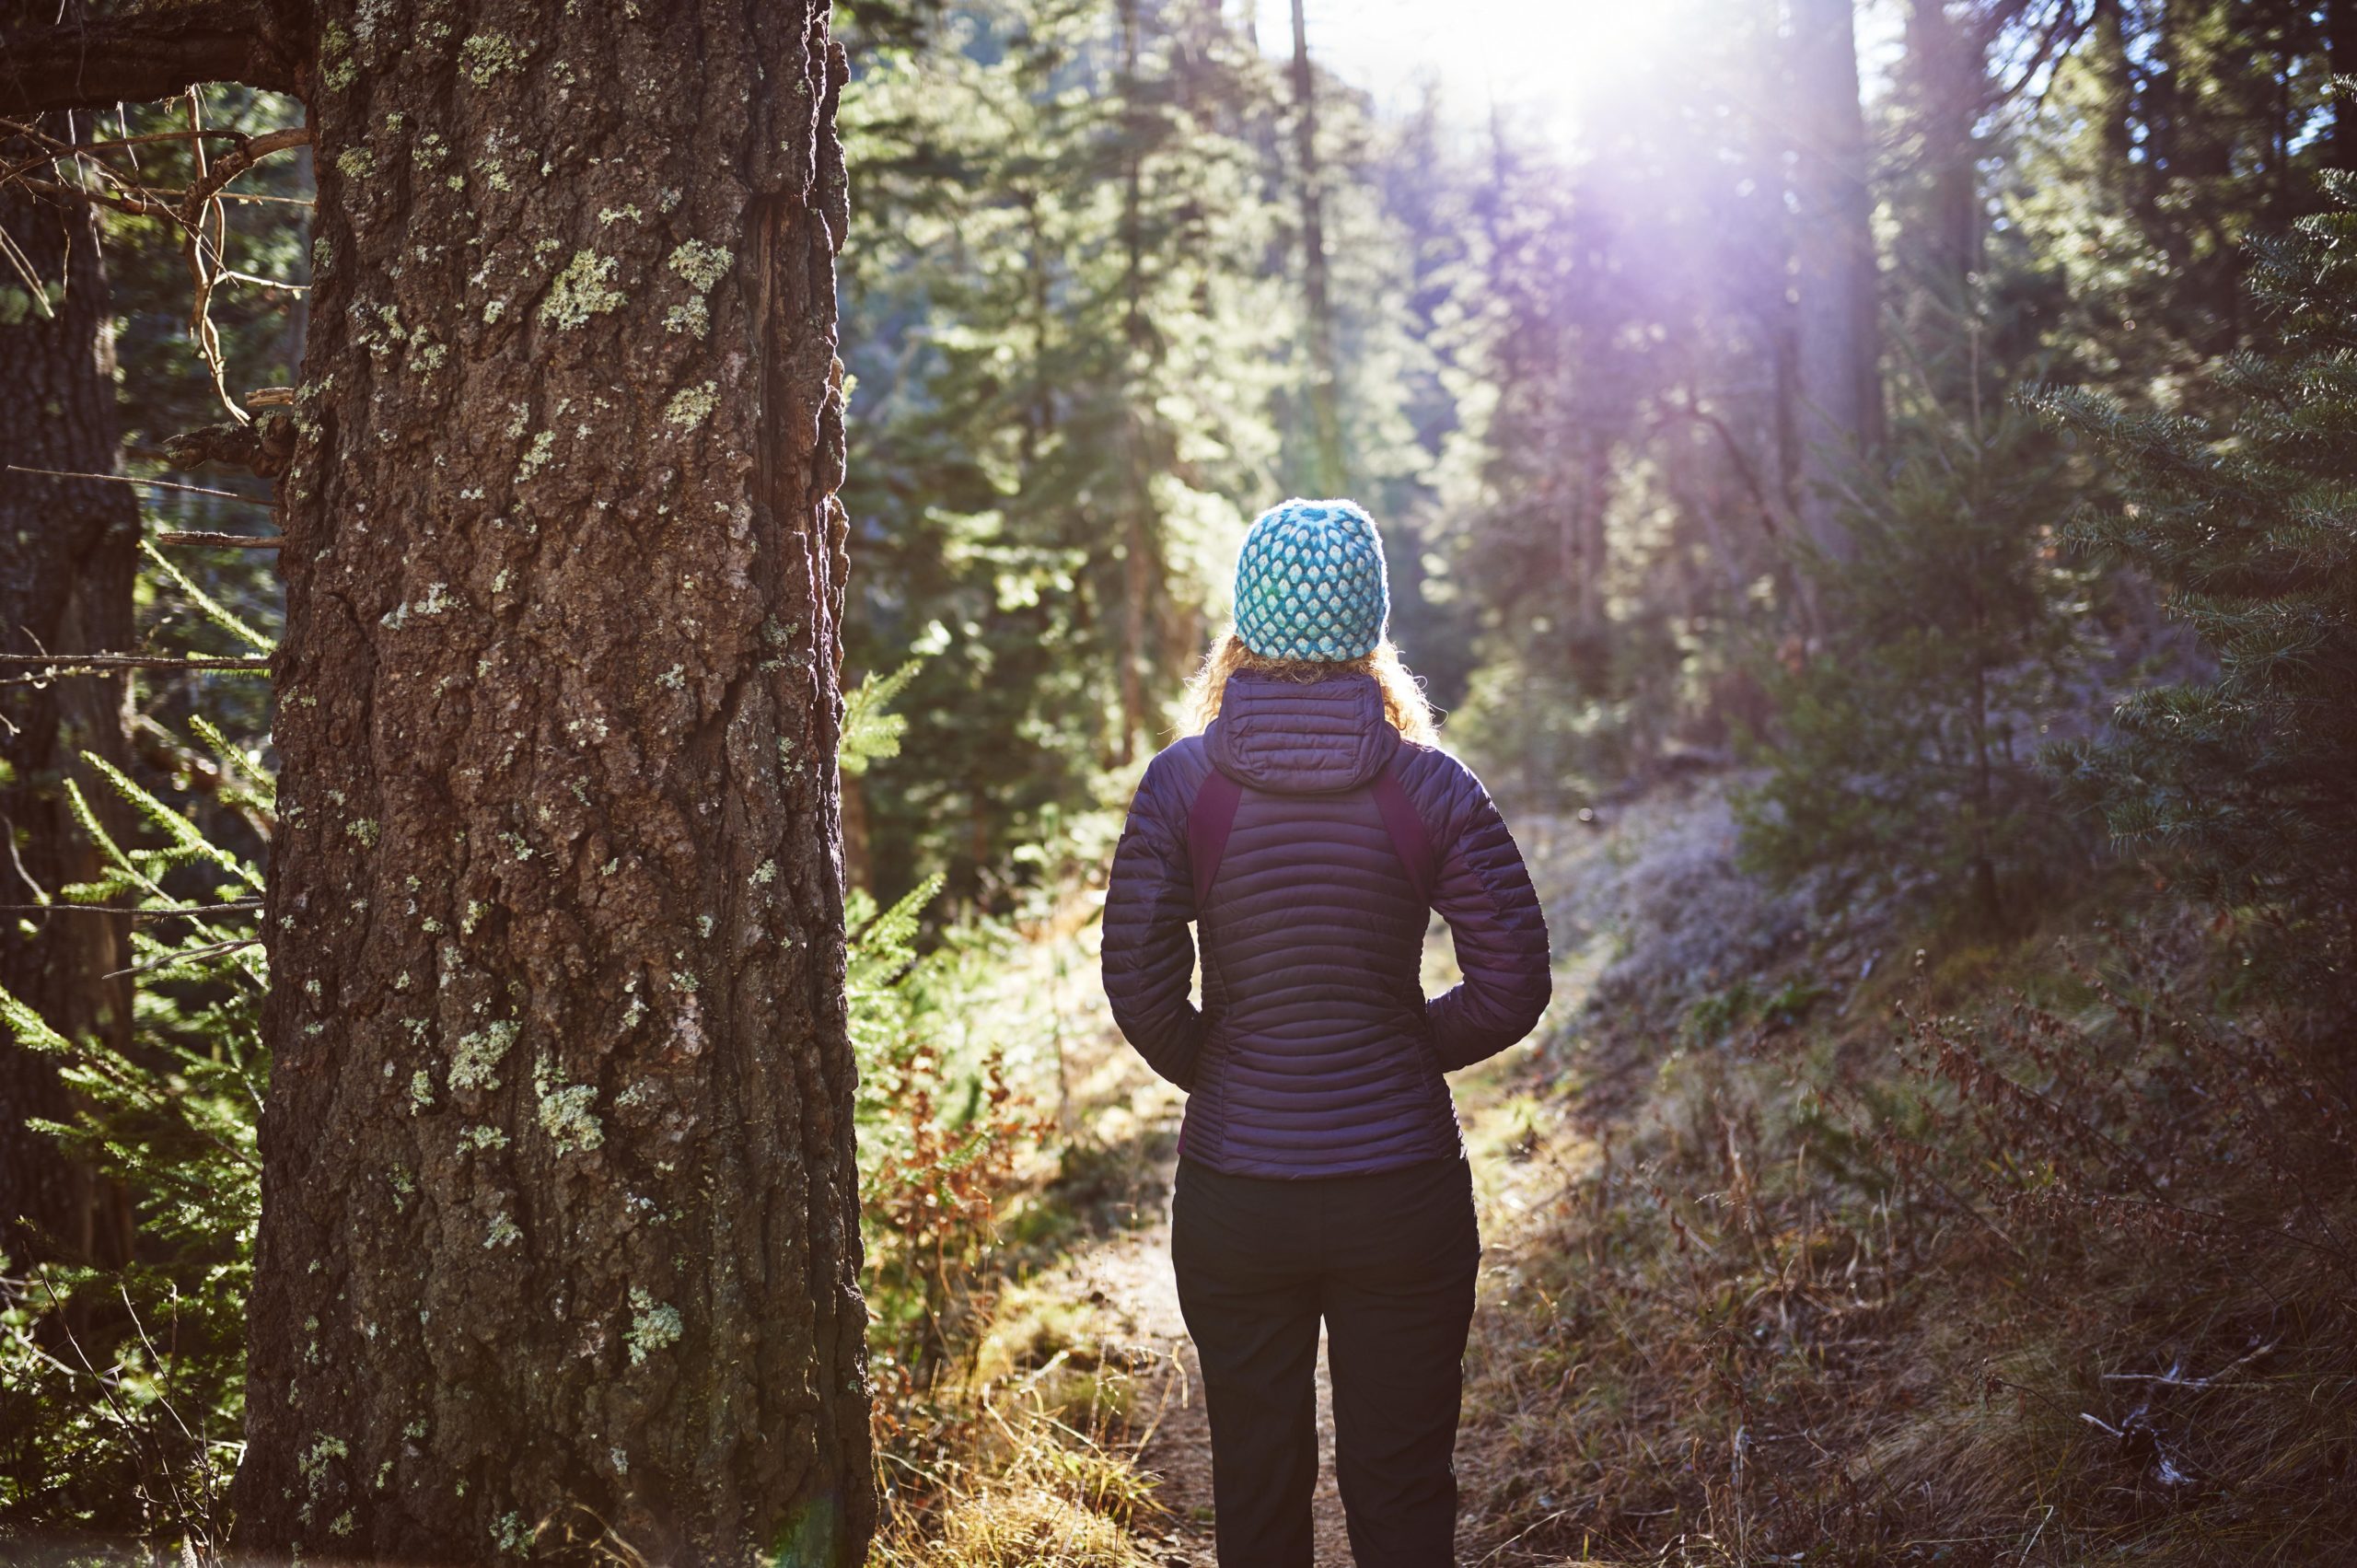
[1421,757,1552,1072]
[1100,749,1205,1090]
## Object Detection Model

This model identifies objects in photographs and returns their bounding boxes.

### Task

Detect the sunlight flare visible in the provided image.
[1293,0,1689,120]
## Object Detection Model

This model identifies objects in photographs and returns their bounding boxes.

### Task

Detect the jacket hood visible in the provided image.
[1204,671,1400,794]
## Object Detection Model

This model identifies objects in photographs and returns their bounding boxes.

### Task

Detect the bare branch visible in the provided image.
[0,654,273,674]
[8,172,174,216]
[162,412,296,477]
[1652,391,1793,541]
[4,464,267,504]
[0,120,308,207]
[4,97,310,420]
[0,216,50,314]
[0,900,263,920]
[105,936,263,979]
[156,529,282,551]
[184,122,307,208]
[0,118,266,159]
[0,2,301,116]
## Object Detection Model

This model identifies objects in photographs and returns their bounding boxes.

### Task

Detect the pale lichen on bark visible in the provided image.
[214,0,876,1560]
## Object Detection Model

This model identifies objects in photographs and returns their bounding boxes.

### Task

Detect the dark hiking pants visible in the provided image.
[1171,1154,1480,1568]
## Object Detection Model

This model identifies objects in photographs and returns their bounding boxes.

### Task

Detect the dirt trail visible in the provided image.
[1033,1045,1589,1566]
[1026,807,1609,1566]
[1037,1111,1353,1566]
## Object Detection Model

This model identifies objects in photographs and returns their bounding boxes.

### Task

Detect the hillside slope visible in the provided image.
[878,772,2356,1567]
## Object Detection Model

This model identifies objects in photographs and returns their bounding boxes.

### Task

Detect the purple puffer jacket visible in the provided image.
[1101,671,1552,1177]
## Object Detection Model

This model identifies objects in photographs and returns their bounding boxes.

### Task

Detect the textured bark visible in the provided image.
[226,3,872,1561]
[1786,0,1885,568]
[0,0,303,115]
[0,121,139,1271]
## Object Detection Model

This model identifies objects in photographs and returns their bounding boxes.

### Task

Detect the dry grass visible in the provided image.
[923,1486,1147,1568]
[1453,845,2357,1566]
[864,914,1187,1568]
[875,1409,1165,1568]
[869,1287,1178,1566]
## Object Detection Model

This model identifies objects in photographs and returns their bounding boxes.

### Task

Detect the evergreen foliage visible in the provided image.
[838,0,1294,905]
[842,660,923,778]
[834,0,1458,903]
[2011,0,2347,383]
[844,873,1027,1365]
[1736,374,2096,927]
[0,738,264,1547]
[2036,167,2357,985]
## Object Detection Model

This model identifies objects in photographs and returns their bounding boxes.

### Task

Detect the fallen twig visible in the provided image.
[2099,1339,2280,1392]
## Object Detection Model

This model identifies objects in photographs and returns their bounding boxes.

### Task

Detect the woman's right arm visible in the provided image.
[1100,753,1205,1089]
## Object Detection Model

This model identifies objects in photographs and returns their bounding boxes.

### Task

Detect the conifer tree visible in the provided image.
[1433,1,1800,778]
[1736,377,2092,927]
[1787,0,1887,573]
[1288,0,1346,494]
[2012,0,2344,389]
[0,733,269,1539]
[2037,168,2357,984]
[838,0,1289,900]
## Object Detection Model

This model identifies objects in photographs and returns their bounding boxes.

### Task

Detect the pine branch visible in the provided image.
[139,539,273,652]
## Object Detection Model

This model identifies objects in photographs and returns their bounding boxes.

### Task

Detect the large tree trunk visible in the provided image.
[0,120,140,1272]
[1786,0,1885,569]
[185,3,874,1560]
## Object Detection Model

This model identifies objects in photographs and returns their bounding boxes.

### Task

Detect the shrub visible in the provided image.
[2033,169,2357,993]
[1736,382,2097,931]
[0,733,268,1553]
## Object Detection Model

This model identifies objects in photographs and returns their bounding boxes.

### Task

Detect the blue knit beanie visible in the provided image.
[1232,497,1390,662]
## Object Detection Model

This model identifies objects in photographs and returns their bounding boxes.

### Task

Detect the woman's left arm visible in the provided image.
[1101,753,1206,1089]
[1421,764,1553,1071]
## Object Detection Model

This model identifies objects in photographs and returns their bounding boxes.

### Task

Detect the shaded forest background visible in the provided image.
[4,0,2355,1562]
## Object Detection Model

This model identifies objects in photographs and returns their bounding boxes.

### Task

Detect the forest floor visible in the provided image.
[1005,1030,1577,1567]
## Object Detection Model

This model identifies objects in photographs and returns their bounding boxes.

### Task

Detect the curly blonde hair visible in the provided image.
[1181,632,1441,747]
